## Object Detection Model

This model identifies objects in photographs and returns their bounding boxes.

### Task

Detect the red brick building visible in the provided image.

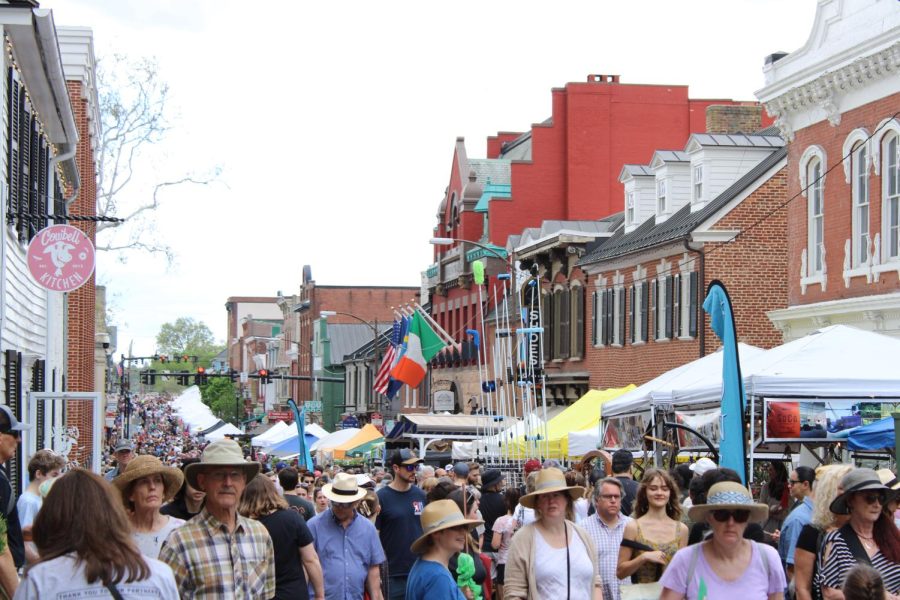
[427,76,772,411]
[578,120,789,389]
[757,0,900,340]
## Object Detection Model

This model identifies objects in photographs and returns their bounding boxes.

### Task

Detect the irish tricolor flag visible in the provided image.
[390,311,446,388]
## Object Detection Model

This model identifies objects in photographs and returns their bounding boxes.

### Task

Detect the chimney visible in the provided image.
[706,104,763,134]
[587,74,620,84]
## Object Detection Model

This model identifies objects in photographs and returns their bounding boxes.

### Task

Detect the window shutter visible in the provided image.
[4,350,22,496]
[674,274,682,338]
[7,68,20,230]
[641,282,649,342]
[543,292,552,362]
[560,289,571,360]
[38,139,48,232]
[628,285,635,344]
[573,287,584,358]
[591,291,597,346]
[665,276,674,339]
[649,280,656,342]
[618,287,627,345]
[604,289,613,346]
[689,271,699,338]
[18,92,32,241]
[28,112,39,240]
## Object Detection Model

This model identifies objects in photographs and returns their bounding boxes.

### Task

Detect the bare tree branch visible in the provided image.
[94,53,220,266]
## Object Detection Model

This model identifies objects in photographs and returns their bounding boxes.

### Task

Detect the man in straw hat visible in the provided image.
[659,481,785,598]
[406,499,483,599]
[307,472,385,600]
[377,448,427,600]
[159,439,275,599]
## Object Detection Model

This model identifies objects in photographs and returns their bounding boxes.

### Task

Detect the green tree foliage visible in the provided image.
[156,317,218,357]
[200,377,241,424]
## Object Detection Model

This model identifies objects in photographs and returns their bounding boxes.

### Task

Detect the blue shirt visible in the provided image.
[406,559,465,600]
[376,485,427,577]
[779,496,814,565]
[307,509,385,600]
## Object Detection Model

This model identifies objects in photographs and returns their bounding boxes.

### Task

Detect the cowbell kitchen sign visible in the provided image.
[27,225,95,292]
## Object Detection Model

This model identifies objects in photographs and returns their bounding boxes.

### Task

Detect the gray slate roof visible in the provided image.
[327,323,391,364]
[622,165,654,177]
[652,150,690,163]
[469,158,511,185]
[579,146,787,265]
[690,133,784,148]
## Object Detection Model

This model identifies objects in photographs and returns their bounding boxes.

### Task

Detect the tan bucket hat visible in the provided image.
[184,439,260,490]
[410,499,483,554]
[323,472,368,503]
[688,481,769,523]
[518,467,585,509]
[113,455,184,502]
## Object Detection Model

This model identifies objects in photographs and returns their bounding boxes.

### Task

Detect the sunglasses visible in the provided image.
[711,509,751,523]
[859,491,887,505]
[402,463,420,472]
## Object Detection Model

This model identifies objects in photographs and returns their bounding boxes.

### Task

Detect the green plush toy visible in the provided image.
[456,553,482,600]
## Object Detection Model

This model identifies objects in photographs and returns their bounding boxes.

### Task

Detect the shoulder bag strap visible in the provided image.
[565,522,570,600]
[684,543,703,595]
[838,523,873,566]
[105,583,125,600]
[753,541,771,578]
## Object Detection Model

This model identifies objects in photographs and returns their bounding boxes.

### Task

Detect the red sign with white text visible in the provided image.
[26,225,95,292]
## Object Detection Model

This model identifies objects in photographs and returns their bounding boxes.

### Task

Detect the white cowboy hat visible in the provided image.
[322,472,368,503]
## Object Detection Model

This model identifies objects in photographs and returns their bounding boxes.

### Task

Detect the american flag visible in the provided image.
[373,319,401,394]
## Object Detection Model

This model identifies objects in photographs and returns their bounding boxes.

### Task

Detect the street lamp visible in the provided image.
[319,311,382,419]
[429,237,511,267]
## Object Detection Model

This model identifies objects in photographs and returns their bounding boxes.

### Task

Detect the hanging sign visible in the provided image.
[27,225,95,292]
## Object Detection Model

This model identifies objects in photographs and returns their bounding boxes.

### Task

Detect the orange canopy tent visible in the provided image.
[331,424,383,459]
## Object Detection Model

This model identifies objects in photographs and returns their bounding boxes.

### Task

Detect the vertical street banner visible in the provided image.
[702,280,748,484]
[287,399,313,471]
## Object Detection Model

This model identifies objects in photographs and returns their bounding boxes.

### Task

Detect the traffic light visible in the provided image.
[195,366,208,386]
[140,371,149,385]
[147,370,157,386]
[177,373,190,386]
[258,369,269,385]
[228,369,238,382]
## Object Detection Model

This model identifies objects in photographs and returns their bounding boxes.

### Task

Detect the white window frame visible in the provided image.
[882,131,900,263]
[851,142,870,268]
[808,158,825,274]
[657,179,667,215]
[592,277,608,348]
[612,285,623,346]
[692,163,703,203]
[656,261,669,341]
[631,266,647,344]
[625,191,635,226]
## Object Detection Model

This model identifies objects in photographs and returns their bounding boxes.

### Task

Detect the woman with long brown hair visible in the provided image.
[15,469,178,598]
[238,474,324,600]
[617,468,689,588]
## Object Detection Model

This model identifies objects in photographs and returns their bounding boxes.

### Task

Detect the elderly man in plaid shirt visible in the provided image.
[582,477,632,600]
[160,439,275,599]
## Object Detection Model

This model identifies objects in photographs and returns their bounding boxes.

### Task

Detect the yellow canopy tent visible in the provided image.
[511,385,635,459]
[332,424,383,459]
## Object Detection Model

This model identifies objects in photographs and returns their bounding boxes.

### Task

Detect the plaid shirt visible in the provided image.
[582,512,631,600]
[159,508,275,599]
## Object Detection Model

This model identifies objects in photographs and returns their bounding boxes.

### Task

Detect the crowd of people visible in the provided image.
[0,394,899,599]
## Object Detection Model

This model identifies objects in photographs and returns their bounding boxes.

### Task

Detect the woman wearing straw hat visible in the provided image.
[503,467,602,600]
[819,468,900,598]
[658,481,786,599]
[114,454,187,559]
[406,499,483,600]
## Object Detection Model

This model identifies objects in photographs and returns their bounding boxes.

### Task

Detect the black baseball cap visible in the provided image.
[389,448,423,467]
[0,405,31,434]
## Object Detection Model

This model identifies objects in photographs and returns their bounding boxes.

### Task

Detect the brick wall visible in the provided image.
[786,93,900,307]
[706,105,763,135]
[65,80,98,467]
[584,166,788,389]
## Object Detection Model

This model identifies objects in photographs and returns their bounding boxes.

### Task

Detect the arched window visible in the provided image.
[852,142,870,267]
[879,121,900,262]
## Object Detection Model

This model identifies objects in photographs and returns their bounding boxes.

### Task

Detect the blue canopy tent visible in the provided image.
[269,432,321,457]
[848,417,895,451]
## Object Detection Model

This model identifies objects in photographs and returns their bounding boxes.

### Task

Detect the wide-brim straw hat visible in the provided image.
[830,468,889,515]
[518,467,585,509]
[184,439,260,490]
[688,481,769,523]
[323,473,368,503]
[410,499,483,554]
[113,455,184,502]
[876,468,900,492]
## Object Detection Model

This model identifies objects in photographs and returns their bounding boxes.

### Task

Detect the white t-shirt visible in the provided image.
[16,490,41,528]
[14,553,179,599]
[533,527,594,600]
[132,516,186,558]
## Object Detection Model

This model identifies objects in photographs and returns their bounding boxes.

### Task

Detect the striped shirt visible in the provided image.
[159,508,275,599]
[819,528,900,594]
[581,512,632,600]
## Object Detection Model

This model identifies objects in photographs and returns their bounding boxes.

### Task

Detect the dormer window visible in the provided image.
[657,179,667,214]
[693,164,703,203]
[625,191,634,225]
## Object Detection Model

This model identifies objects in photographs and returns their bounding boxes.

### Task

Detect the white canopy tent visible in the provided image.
[669,325,900,406]
[250,421,289,447]
[452,414,544,460]
[205,422,243,441]
[171,387,220,432]
[309,428,360,453]
[601,343,765,418]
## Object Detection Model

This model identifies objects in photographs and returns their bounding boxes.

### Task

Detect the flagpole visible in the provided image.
[412,302,461,351]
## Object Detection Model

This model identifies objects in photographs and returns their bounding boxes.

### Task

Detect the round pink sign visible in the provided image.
[26,224,96,292]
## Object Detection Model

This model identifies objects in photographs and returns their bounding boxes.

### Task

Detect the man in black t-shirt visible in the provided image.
[479,469,506,553]
[376,449,426,600]
[612,449,640,516]
[0,405,31,598]
[279,467,315,520]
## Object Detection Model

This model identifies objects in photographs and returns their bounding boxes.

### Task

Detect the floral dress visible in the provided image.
[632,520,680,583]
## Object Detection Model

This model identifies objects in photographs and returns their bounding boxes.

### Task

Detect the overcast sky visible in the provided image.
[49,0,818,356]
